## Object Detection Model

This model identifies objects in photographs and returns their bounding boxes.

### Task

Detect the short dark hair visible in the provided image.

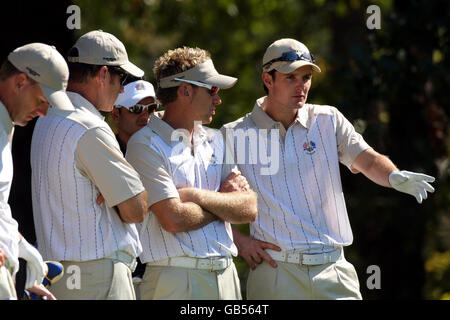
[0,60,37,85]
[67,47,103,83]
[263,69,277,94]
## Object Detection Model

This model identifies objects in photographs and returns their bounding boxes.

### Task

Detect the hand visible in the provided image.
[18,238,48,289]
[0,248,5,268]
[219,169,250,193]
[27,284,57,300]
[389,170,435,204]
[234,231,282,270]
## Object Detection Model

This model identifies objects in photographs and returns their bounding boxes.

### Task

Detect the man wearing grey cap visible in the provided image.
[30,30,148,300]
[222,38,436,299]
[0,42,73,299]
[125,46,257,300]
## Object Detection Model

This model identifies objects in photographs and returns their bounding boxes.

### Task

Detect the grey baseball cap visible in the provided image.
[262,38,321,73]
[67,30,144,78]
[8,43,74,110]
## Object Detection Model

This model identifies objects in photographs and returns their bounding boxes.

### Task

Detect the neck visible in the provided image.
[117,130,130,146]
[0,82,16,122]
[162,103,196,134]
[67,81,99,110]
[263,95,299,130]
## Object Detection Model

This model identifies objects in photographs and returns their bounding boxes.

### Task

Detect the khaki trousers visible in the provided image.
[49,258,135,300]
[247,257,362,300]
[139,262,242,300]
[0,266,17,300]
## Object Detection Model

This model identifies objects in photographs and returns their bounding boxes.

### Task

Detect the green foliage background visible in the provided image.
[73,0,449,299]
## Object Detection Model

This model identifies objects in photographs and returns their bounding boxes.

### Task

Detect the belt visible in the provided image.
[147,256,232,272]
[107,251,137,272]
[266,248,342,266]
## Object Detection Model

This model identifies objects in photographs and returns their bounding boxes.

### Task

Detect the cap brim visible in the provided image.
[204,74,238,89]
[274,61,321,73]
[120,61,145,78]
[40,84,75,111]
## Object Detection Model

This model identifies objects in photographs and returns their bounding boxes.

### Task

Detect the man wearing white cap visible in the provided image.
[112,80,157,154]
[30,30,148,300]
[126,46,257,300]
[0,42,74,299]
[222,38,436,299]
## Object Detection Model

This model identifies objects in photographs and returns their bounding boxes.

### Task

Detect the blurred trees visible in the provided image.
[74,0,449,299]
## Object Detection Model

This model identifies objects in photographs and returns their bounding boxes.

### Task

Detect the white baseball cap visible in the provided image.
[8,43,74,110]
[262,38,321,73]
[115,80,156,108]
[67,30,144,78]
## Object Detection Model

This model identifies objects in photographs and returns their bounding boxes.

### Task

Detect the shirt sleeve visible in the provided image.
[333,107,372,170]
[74,126,145,208]
[126,137,179,207]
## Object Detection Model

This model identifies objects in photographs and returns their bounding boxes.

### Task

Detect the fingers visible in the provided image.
[407,171,435,183]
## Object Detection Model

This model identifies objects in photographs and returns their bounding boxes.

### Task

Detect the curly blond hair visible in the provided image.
[153,46,211,104]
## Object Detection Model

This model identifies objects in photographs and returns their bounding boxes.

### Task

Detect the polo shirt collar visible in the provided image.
[250,96,309,130]
[67,91,105,121]
[148,115,209,148]
[0,100,14,136]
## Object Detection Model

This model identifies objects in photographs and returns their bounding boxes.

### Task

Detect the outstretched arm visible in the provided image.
[351,148,435,203]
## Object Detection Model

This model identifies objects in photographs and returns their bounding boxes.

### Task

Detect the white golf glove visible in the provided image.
[389,170,435,204]
[18,238,48,289]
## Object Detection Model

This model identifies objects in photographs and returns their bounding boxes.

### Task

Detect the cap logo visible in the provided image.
[135,83,145,90]
[103,57,117,62]
[26,67,40,77]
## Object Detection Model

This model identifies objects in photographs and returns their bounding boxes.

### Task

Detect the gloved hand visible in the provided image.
[18,238,48,289]
[389,170,435,204]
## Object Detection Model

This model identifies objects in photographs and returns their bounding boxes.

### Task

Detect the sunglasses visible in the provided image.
[173,78,220,96]
[263,51,316,70]
[125,103,158,114]
[108,66,129,86]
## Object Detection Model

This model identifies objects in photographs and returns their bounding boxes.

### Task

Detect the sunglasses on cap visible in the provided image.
[263,51,316,70]
[108,66,129,86]
[173,78,220,96]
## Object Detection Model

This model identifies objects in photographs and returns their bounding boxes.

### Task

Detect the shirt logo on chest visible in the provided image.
[303,140,316,155]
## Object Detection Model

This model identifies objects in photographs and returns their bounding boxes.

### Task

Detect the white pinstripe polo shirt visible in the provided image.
[222,97,372,253]
[31,92,144,262]
[126,115,237,263]
[0,101,19,274]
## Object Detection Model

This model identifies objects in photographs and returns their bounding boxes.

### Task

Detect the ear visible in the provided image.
[177,83,192,100]
[262,72,274,90]
[97,66,109,87]
[14,73,29,92]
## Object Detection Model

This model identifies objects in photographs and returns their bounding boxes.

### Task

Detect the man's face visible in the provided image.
[114,96,155,137]
[264,65,312,110]
[191,85,222,125]
[13,78,50,126]
[98,67,125,112]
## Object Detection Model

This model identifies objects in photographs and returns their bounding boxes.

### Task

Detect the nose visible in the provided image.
[213,94,222,105]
